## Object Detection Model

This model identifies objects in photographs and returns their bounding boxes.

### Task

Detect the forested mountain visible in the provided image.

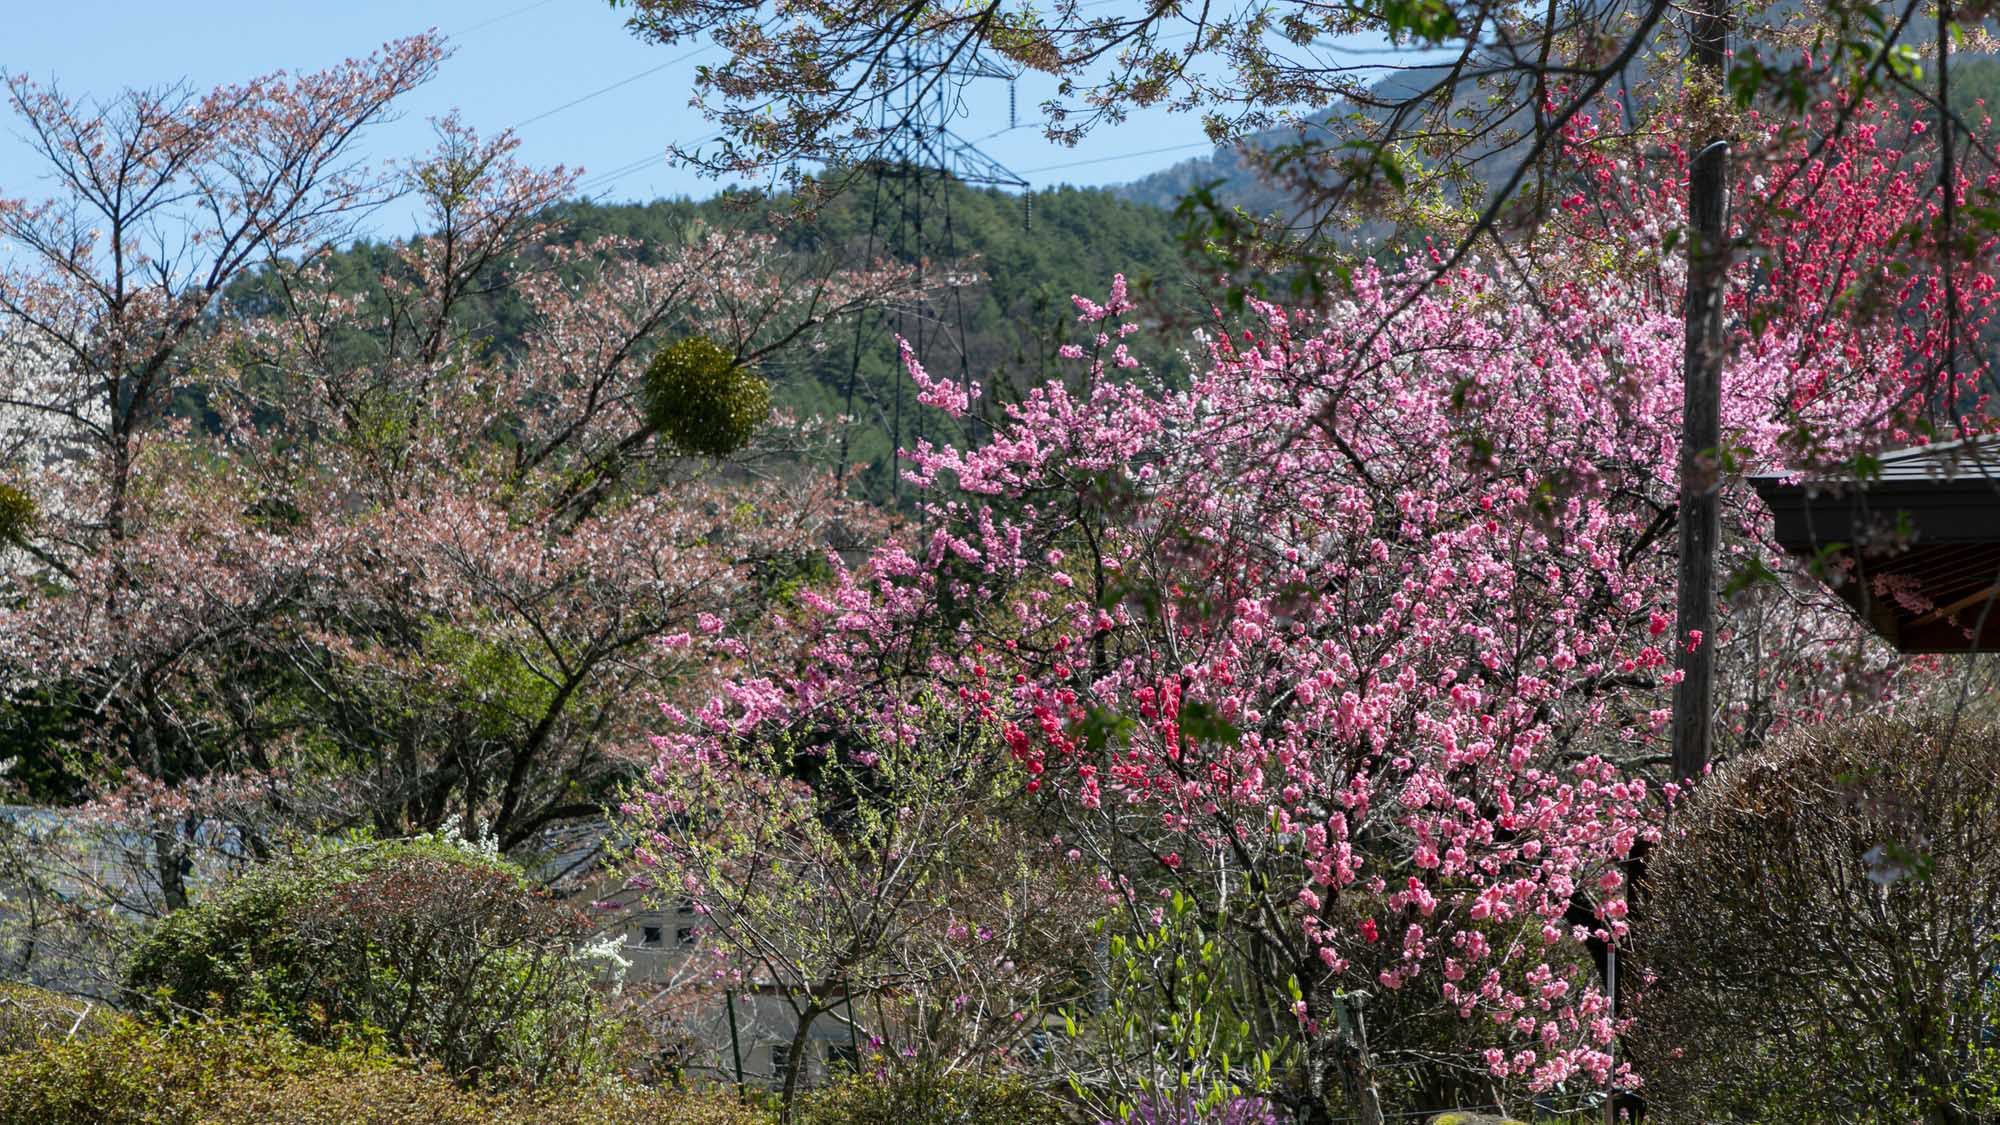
[1116,114,1333,217]
[1122,56,2000,223]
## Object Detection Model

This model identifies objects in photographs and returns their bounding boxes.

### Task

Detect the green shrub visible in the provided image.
[642,336,770,457]
[1634,716,2000,1123]
[125,836,612,1087]
[0,983,122,1051]
[796,1067,1069,1125]
[0,1017,431,1125]
[0,1016,772,1125]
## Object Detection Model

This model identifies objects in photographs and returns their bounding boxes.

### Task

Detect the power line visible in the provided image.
[574,133,723,198]
[971,120,1041,143]
[568,123,1216,199]
[578,153,679,196]
[509,45,713,131]
[447,0,561,39]
[1019,139,1215,176]
[543,46,1219,198]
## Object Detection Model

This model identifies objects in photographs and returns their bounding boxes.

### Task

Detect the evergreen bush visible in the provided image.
[125,835,612,1087]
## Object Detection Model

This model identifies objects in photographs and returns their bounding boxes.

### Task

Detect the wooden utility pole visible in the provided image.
[1637,6,1730,1124]
[1671,0,1732,788]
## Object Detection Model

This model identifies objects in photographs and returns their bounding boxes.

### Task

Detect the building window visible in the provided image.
[826,1042,859,1074]
[675,926,698,946]
[640,924,663,947]
[769,1043,794,1088]
[673,896,697,916]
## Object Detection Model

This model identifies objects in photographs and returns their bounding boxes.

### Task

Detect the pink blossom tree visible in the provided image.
[213,120,919,855]
[627,97,1987,1121]
[0,38,446,909]
[0,55,920,927]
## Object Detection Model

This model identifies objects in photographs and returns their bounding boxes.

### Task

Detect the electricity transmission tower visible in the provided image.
[837,43,1030,502]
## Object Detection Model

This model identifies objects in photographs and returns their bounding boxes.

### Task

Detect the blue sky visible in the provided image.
[2,0,1227,237]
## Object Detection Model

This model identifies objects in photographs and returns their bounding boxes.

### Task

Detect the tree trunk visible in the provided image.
[1336,1049,1387,1125]
[152,827,189,914]
[777,1003,824,1124]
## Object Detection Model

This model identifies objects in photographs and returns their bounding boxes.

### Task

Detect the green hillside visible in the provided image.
[237,177,1196,502]
[566,180,1196,498]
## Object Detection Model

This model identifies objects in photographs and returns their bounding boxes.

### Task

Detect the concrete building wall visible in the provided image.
[594,888,871,1092]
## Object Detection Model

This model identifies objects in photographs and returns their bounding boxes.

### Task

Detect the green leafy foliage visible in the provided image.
[1364,0,1460,48]
[0,682,92,802]
[1063,892,1288,1120]
[124,836,611,1088]
[0,983,122,1052]
[0,1015,771,1125]
[422,620,564,741]
[643,336,773,458]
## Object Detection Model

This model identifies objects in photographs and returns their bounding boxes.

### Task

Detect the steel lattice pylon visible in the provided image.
[837,42,1030,501]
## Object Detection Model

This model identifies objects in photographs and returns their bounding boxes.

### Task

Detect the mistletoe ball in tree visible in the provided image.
[643,336,771,457]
